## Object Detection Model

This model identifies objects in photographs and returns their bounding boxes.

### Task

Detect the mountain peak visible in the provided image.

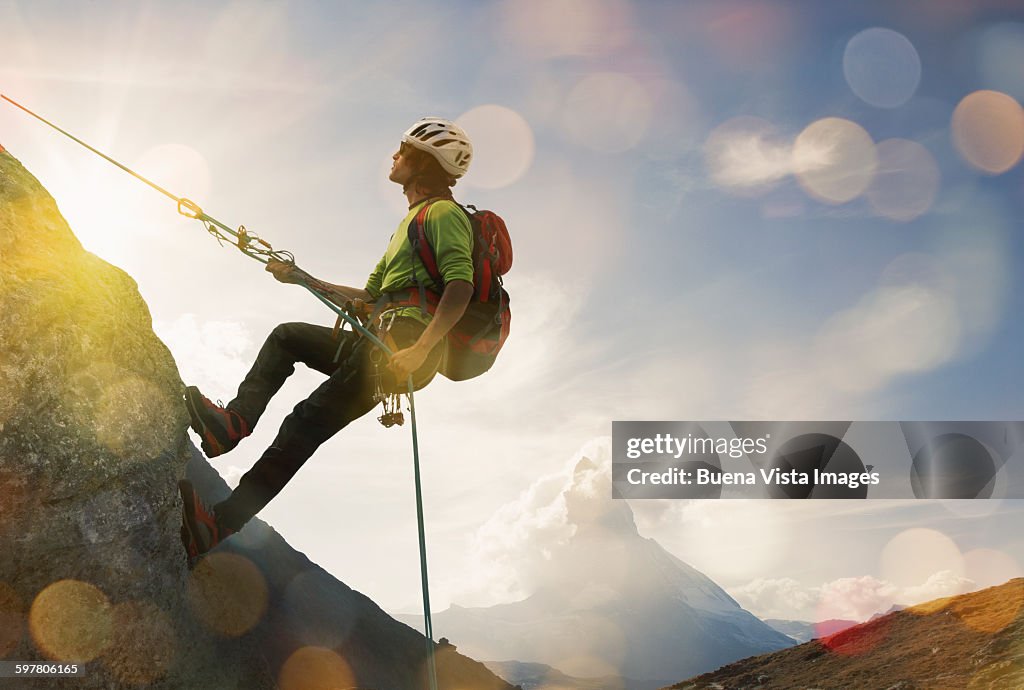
[404,439,793,682]
[565,451,639,538]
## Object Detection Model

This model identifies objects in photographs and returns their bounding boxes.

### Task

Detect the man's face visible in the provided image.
[389,142,415,185]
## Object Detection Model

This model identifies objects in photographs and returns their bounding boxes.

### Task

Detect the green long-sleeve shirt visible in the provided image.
[365,199,473,324]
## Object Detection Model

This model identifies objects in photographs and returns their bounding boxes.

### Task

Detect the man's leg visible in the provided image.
[213,317,443,532]
[213,337,378,531]
[227,322,347,428]
[186,322,346,458]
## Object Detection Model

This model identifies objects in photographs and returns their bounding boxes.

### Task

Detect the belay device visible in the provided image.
[2,94,444,690]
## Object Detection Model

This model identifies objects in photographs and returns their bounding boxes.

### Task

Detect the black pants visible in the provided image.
[214,318,441,532]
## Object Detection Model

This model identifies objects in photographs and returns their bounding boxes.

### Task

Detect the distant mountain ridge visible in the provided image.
[401,456,794,684]
[765,605,908,643]
[764,618,859,643]
[483,659,667,690]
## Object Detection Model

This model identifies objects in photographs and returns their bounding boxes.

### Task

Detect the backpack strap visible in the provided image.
[407,200,443,317]
[408,201,441,286]
[455,202,489,301]
[407,199,479,289]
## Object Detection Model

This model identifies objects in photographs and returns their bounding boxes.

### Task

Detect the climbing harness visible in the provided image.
[2,94,441,689]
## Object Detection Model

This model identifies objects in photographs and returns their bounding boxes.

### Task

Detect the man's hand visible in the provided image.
[266,259,299,284]
[388,343,430,382]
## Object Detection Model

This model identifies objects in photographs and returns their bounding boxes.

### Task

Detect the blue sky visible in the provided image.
[3,0,1024,621]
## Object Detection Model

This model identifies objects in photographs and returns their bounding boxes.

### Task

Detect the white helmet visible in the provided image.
[402,117,473,178]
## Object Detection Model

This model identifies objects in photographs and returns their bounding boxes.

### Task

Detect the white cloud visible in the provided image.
[452,437,615,606]
[812,281,961,394]
[815,575,901,621]
[153,313,254,396]
[221,465,246,489]
[902,569,974,603]
[709,131,795,188]
[731,571,976,623]
[730,577,819,621]
[619,236,1009,420]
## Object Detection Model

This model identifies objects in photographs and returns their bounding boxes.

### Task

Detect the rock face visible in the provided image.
[0,147,515,689]
[672,578,1024,690]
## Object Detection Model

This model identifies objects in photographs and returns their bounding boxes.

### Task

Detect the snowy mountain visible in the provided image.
[400,456,794,684]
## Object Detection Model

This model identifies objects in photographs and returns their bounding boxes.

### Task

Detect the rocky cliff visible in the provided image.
[0,146,515,690]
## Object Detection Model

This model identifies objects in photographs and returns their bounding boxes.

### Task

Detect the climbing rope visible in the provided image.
[2,94,441,690]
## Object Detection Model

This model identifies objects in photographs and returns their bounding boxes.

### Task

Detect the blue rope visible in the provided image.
[297,277,440,690]
[207,217,440,690]
[191,209,442,687]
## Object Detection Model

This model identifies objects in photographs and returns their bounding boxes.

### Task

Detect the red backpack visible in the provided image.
[406,200,512,381]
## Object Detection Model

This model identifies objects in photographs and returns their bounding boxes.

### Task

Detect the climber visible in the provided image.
[178,118,477,563]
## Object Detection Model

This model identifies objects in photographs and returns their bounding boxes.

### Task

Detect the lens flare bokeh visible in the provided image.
[951,90,1024,174]
[187,552,268,637]
[880,529,965,593]
[278,646,355,690]
[866,138,940,221]
[793,118,877,204]
[843,28,922,108]
[457,104,535,190]
[29,580,113,662]
[819,613,892,656]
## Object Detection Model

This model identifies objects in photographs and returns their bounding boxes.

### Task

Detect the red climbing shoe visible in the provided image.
[184,386,250,458]
[178,479,235,567]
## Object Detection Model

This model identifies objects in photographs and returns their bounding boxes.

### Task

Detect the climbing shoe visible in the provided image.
[184,385,250,458]
[178,479,235,568]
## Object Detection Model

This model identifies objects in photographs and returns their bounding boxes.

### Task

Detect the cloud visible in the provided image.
[731,577,820,621]
[902,569,974,603]
[704,117,844,194]
[731,571,976,623]
[815,575,901,621]
[613,232,1009,420]
[453,437,618,606]
[708,130,795,188]
[153,313,254,396]
[221,465,246,489]
[811,281,961,394]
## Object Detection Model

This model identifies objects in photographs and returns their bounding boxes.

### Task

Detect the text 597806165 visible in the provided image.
[1,662,84,677]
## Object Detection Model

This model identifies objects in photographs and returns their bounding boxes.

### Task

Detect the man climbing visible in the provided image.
[178,118,477,563]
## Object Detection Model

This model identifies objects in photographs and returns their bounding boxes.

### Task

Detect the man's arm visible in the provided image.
[265,259,373,303]
[388,279,473,380]
[307,278,374,304]
[410,279,474,352]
